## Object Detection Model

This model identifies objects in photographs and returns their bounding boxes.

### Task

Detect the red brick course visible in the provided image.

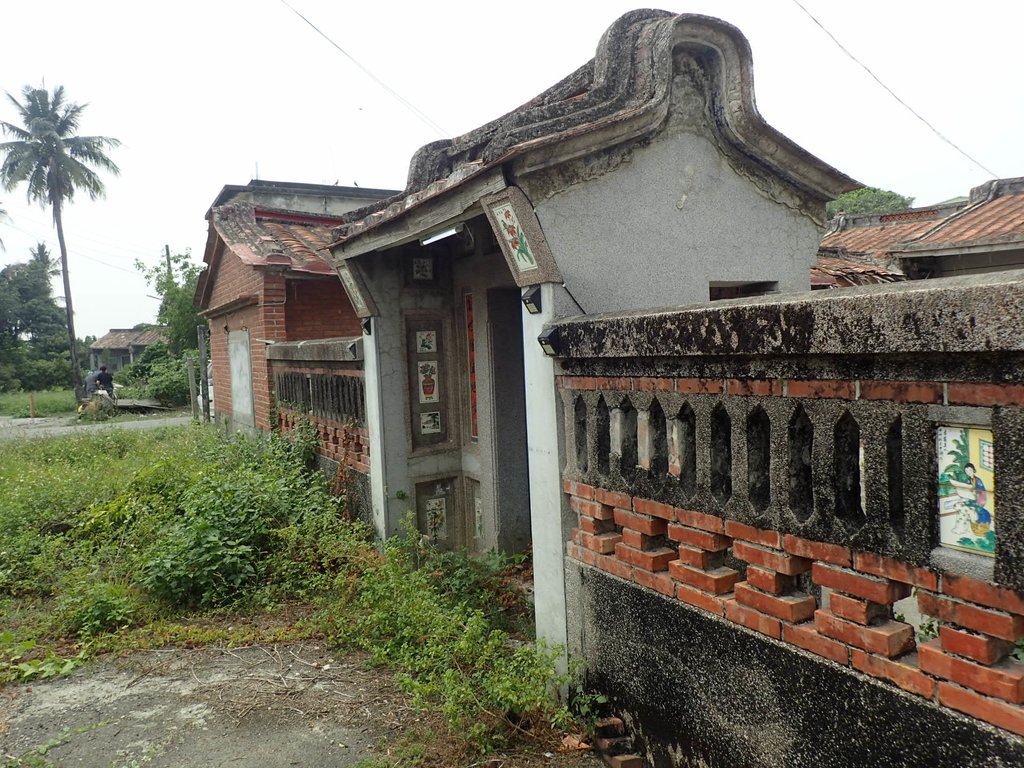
[734,582,816,623]
[812,562,912,605]
[917,592,1024,642]
[851,650,935,699]
[732,540,811,576]
[814,610,914,658]
[939,625,1014,666]
[563,479,1024,736]
[919,640,1024,703]
[939,683,1024,737]
[784,623,850,665]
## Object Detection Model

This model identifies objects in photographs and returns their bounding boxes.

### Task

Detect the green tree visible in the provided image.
[826,187,914,218]
[0,85,120,396]
[0,243,69,390]
[135,248,202,355]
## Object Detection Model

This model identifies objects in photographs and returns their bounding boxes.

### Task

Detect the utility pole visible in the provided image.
[197,325,211,423]
[165,244,173,282]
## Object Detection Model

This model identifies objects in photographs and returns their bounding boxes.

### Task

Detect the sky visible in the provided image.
[1,0,1021,338]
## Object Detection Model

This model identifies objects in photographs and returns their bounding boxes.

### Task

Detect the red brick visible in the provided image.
[621,528,659,550]
[947,383,1024,408]
[675,378,723,395]
[828,592,890,626]
[919,639,1024,703]
[615,543,675,572]
[725,600,783,639]
[614,508,667,536]
[746,566,795,595]
[938,683,1024,737]
[814,610,914,658]
[595,488,632,510]
[669,562,740,594]
[674,508,725,534]
[562,479,595,499]
[859,380,943,404]
[783,535,851,567]
[784,623,850,665]
[917,592,1024,642]
[726,379,783,397]
[813,562,912,604]
[851,649,936,699]
[735,582,816,623]
[570,496,604,518]
[596,554,634,581]
[853,551,939,591]
[580,531,622,555]
[676,544,724,570]
[724,521,783,549]
[566,541,582,560]
[940,625,1014,666]
[667,524,731,552]
[575,545,599,567]
[786,379,855,400]
[943,574,1024,617]
[632,568,675,597]
[675,582,727,616]
[634,497,675,521]
[732,540,811,576]
[580,516,615,535]
[634,377,674,392]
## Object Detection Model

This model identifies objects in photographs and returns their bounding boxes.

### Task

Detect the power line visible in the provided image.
[790,0,998,178]
[278,0,450,138]
[2,221,141,275]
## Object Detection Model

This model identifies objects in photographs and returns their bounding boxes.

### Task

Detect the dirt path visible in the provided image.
[1,643,409,767]
[0,414,192,442]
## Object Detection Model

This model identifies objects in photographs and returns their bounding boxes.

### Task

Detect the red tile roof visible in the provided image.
[821,178,1024,263]
[900,184,1024,252]
[210,203,339,275]
[811,256,905,288]
[818,206,962,262]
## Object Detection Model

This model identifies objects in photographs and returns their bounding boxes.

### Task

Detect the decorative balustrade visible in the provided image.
[552,272,1024,737]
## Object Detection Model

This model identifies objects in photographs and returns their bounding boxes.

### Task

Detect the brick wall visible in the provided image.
[566,477,1024,735]
[285,279,361,341]
[553,274,1024,752]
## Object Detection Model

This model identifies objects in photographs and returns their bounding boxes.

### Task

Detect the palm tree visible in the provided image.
[0,85,120,395]
[0,204,7,250]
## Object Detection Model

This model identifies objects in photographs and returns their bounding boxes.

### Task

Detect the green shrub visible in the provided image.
[59,581,139,638]
[318,533,566,751]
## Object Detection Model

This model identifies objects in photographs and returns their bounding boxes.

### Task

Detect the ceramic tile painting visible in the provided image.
[490,201,538,272]
[425,497,447,541]
[937,425,996,557]
[420,411,442,434]
[415,330,437,353]
[418,361,439,404]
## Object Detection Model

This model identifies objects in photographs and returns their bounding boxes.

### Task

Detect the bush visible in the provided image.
[318,531,566,750]
[116,343,195,405]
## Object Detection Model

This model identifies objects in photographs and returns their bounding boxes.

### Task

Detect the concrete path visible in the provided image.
[0,644,396,767]
[0,413,193,442]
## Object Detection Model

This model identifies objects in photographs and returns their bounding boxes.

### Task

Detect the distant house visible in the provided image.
[820,177,1024,279]
[89,328,167,371]
[194,180,397,433]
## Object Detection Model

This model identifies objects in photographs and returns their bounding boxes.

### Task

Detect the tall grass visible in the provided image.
[0,423,567,751]
[0,389,77,417]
